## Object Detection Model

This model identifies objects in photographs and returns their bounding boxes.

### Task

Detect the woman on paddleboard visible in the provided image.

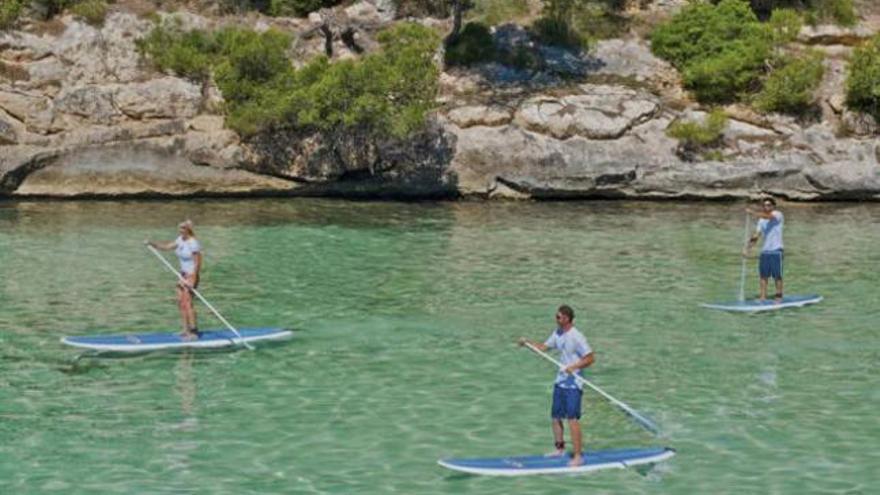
[146,220,202,340]
[518,305,594,467]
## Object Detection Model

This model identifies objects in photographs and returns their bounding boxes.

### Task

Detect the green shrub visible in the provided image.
[136,20,218,81]
[394,0,453,18]
[218,0,272,14]
[445,22,495,67]
[755,50,824,114]
[683,44,769,103]
[663,4,770,101]
[667,109,728,160]
[651,0,809,103]
[269,0,341,17]
[810,0,857,27]
[70,0,107,26]
[767,8,802,44]
[138,22,441,138]
[845,35,880,122]
[279,23,441,137]
[470,0,530,25]
[749,0,856,26]
[531,0,589,52]
[0,0,24,30]
[570,3,630,41]
[531,16,587,51]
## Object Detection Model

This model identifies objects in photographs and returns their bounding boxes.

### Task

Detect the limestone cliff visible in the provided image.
[1,1,878,200]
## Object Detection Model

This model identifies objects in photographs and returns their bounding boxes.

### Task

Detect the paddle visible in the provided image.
[738,212,751,302]
[522,341,660,435]
[146,244,254,350]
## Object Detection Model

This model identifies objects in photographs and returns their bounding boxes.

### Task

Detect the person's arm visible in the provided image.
[743,214,763,256]
[563,352,594,374]
[518,337,549,352]
[745,208,776,220]
[146,239,176,250]
[744,231,760,256]
[192,251,202,284]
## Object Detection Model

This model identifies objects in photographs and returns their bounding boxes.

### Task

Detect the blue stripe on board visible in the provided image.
[64,327,287,346]
[442,447,671,470]
[702,294,822,312]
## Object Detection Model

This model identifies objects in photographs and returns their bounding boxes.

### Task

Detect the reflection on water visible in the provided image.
[164,352,199,475]
[0,199,878,494]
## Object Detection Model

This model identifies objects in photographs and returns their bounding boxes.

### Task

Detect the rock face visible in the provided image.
[446,81,880,200]
[0,11,878,201]
[514,85,660,140]
[14,145,297,197]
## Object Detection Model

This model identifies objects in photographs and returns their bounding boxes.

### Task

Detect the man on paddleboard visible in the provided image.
[743,197,784,303]
[519,305,594,467]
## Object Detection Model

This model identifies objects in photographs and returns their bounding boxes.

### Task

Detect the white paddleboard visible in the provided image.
[61,327,292,352]
[438,447,675,476]
[701,294,822,313]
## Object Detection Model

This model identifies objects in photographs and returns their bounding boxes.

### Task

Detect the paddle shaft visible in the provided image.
[523,341,659,435]
[146,244,253,350]
[738,212,750,302]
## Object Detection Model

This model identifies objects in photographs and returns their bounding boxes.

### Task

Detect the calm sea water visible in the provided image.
[1,199,878,494]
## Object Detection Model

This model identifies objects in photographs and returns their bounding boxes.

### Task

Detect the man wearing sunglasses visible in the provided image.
[519,305,594,467]
[744,197,785,303]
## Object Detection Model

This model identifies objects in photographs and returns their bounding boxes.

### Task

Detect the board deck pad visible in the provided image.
[701,294,822,313]
[438,447,675,476]
[61,327,292,352]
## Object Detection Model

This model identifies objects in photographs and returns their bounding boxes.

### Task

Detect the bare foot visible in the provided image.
[568,454,583,467]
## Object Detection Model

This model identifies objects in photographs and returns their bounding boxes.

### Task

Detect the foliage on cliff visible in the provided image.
[666,109,729,161]
[651,0,819,111]
[138,20,441,138]
[846,34,880,122]
[755,50,825,115]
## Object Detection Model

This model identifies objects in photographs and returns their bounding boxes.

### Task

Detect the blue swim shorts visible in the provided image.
[551,385,583,420]
[759,250,783,280]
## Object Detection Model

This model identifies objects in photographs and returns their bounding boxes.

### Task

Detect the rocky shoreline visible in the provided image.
[1,2,878,201]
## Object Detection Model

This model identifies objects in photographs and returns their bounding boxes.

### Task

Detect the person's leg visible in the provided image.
[177,283,197,340]
[184,274,198,333]
[568,419,583,466]
[566,387,584,466]
[774,251,783,303]
[176,285,189,334]
[758,252,770,301]
[550,386,566,455]
[551,419,565,455]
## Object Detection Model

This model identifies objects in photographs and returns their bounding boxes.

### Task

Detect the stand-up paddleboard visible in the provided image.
[61,327,292,352]
[702,294,822,313]
[438,447,675,476]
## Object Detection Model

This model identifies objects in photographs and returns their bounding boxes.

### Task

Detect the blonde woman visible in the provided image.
[147,220,203,340]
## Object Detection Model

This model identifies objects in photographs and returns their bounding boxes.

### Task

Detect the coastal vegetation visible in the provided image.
[0,0,24,30]
[137,20,441,137]
[845,34,880,121]
[754,49,825,115]
[666,109,729,161]
[651,1,792,104]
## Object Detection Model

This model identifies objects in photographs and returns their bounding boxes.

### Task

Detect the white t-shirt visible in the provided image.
[544,327,593,390]
[756,211,784,252]
[175,236,201,275]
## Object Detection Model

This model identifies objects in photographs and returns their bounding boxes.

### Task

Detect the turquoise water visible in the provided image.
[1,199,878,494]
